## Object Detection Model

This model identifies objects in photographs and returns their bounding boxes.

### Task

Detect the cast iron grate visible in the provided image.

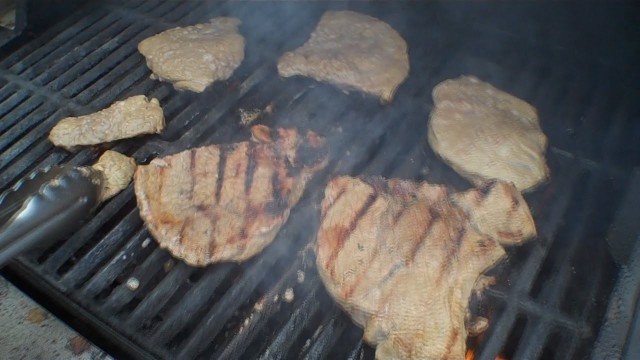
[0,1,638,359]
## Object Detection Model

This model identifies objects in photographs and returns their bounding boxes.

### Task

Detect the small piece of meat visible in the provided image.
[277,10,409,103]
[134,125,328,266]
[91,150,137,202]
[428,76,549,192]
[138,17,245,92]
[316,176,536,359]
[49,95,164,150]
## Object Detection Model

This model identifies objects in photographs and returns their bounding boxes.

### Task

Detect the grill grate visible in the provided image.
[0,1,639,359]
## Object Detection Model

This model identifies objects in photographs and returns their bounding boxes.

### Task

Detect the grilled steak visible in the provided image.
[135,125,328,266]
[91,150,136,202]
[316,176,536,359]
[428,76,549,192]
[138,17,245,93]
[277,10,409,103]
[49,95,164,150]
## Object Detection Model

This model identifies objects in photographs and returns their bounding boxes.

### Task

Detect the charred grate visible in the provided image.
[0,1,639,359]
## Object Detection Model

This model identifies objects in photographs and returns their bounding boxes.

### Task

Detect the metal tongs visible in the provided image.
[0,165,103,267]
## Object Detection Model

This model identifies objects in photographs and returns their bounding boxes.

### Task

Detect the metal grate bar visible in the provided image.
[561,262,606,359]
[47,22,149,94]
[258,284,322,360]
[301,315,347,360]
[346,339,365,360]
[42,186,136,274]
[571,248,609,346]
[2,9,109,72]
[0,106,62,174]
[60,205,142,289]
[0,87,30,123]
[20,0,176,80]
[79,227,150,299]
[106,1,201,31]
[32,20,138,88]
[22,17,122,82]
[214,253,315,359]
[124,261,194,328]
[485,288,583,332]
[0,97,46,147]
[514,172,605,358]
[150,264,235,343]
[69,53,144,103]
[177,249,301,358]
[63,2,203,101]
[174,66,271,146]
[0,67,86,111]
[138,83,173,109]
[100,247,171,314]
[0,133,63,190]
[599,105,634,167]
[85,62,151,111]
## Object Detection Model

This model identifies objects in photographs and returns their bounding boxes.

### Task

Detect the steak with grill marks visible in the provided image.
[134,125,328,266]
[277,10,409,103]
[316,176,536,359]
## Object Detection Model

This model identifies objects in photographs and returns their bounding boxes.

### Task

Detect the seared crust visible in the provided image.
[316,176,536,359]
[135,125,327,266]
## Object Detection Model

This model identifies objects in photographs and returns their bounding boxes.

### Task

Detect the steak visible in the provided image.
[138,17,245,93]
[277,10,409,104]
[49,95,164,150]
[134,125,328,266]
[91,150,136,202]
[428,76,549,192]
[316,176,536,359]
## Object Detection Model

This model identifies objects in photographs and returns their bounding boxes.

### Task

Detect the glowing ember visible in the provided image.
[465,349,474,360]
[465,349,507,360]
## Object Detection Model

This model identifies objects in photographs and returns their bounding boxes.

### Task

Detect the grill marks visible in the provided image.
[342,199,404,299]
[407,208,440,265]
[188,150,196,201]
[264,163,288,217]
[444,328,460,358]
[477,179,497,201]
[324,189,378,277]
[244,142,257,195]
[134,125,328,265]
[215,147,228,204]
[320,187,346,223]
[178,218,190,245]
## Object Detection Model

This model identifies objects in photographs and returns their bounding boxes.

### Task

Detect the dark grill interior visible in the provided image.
[1,1,639,359]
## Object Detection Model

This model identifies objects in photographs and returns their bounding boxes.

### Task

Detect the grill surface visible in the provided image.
[1,1,639,359]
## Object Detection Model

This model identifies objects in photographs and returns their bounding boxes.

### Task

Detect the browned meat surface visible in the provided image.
[316,176,536,359]
[91,150,136,202]
[49,95,164,150]
[138,17,245,93]
[428,76,549,192]
[278,10,409,103]
[135,125,328,266]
